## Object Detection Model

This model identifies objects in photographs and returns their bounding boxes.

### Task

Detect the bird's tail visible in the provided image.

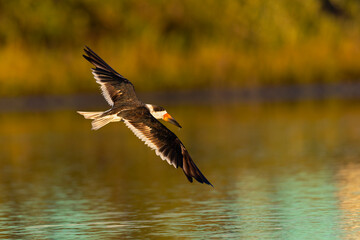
[77,111,103,119]
[77,111,121,130]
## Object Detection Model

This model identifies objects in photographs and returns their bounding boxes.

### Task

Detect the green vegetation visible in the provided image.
[1,0,360,96]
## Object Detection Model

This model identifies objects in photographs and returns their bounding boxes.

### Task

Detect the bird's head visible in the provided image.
[146,104,182,128]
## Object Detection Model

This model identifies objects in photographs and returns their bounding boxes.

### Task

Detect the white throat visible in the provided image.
[146,104,167,119]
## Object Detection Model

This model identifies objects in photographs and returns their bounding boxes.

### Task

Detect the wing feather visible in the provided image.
[121,107,212,186]
[83,46,139,106]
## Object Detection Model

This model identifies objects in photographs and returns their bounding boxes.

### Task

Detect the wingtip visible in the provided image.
[185,173,214,187]
[198,174,214,188]
[82,54,91,61]
[83,46,96,59]
[181,146,213,187]
[81,46,121,76]
[205,179,214,188]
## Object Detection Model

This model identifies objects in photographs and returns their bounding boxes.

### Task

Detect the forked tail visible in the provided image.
[77,111,121,130]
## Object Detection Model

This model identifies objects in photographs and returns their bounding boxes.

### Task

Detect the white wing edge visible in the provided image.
[123,120,177,168]
[92,70,114,106]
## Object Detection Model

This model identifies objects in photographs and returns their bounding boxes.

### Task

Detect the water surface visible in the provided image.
[1,102,360,239]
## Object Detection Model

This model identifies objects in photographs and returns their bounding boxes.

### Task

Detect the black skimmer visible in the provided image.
[78,47,212,186]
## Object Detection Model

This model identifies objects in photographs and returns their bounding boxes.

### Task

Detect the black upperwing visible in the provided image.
[83,46,139,106]
[120,106,213,186]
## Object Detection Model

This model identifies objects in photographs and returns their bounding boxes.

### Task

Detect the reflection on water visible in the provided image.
[337,163,360,239]
[1,102,360,239]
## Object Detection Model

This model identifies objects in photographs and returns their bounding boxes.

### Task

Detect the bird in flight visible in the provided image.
[78,46,212,186]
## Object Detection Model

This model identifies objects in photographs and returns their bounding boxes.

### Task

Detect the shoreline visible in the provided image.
[1,83,360,112]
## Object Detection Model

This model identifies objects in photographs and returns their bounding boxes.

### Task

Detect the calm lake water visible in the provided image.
[1,102,360,239]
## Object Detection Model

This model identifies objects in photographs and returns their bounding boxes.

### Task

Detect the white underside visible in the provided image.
[92,114,122,130]
[77,111,121,130]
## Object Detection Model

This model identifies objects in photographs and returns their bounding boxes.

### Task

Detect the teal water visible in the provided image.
[0,102,360,239]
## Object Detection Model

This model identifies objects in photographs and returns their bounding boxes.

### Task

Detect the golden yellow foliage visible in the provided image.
[0,0,360,96]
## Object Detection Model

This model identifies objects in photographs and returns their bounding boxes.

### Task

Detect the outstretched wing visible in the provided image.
[83,46,139,106]
[120,107,213,186]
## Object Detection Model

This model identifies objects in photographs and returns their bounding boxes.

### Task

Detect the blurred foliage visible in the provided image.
[1,0,360,96]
